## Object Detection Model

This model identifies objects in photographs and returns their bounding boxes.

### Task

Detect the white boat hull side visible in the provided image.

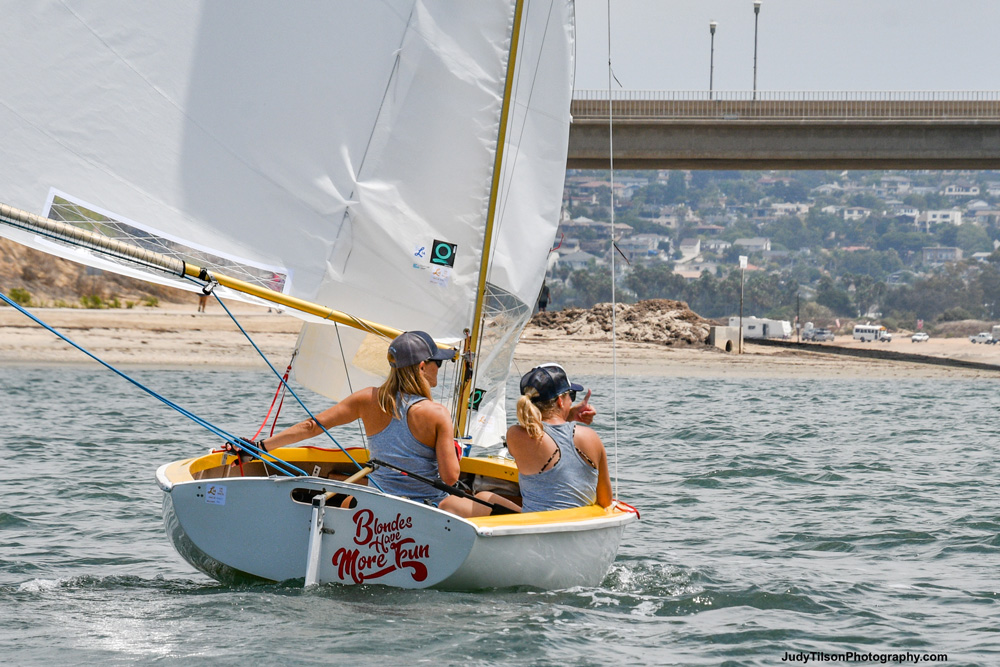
[438,516,633,590]
[162,476,477,588]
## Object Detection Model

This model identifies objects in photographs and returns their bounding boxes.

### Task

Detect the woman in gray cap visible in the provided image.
[242,330,517,517]
[506,363,611,513]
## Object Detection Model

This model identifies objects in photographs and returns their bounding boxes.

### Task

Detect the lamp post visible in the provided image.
[709,20,717,100]
[752,0,761,101]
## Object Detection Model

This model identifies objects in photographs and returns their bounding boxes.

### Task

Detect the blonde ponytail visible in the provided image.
[516,387,561,440]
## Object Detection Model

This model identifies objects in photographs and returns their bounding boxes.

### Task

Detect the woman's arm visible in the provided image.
[259,388,367,451]
[576,426,613,508]
[428,402,460,485]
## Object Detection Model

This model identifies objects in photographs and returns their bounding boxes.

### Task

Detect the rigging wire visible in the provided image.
[0,289,307,478]
[607,0,620,496]
[333,323,370,452]
[195,277,374,483]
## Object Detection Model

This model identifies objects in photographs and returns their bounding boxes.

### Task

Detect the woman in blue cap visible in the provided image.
[506,363,612,513]
[241,331,516,517]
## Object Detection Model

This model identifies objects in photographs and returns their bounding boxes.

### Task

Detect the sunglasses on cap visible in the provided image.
[426,359,442,367]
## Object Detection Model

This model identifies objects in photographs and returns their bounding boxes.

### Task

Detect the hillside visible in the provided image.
[0,238,186,307]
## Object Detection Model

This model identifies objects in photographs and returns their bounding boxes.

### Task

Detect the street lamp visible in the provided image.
[752,0,762,101]
[709,20,717,100]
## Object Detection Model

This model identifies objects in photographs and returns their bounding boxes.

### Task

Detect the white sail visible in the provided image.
[0,0,574,444]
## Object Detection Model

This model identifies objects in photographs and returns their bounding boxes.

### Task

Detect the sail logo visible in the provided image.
[469,388,486,411]
[429,240,457,267]
[331,508,430,584]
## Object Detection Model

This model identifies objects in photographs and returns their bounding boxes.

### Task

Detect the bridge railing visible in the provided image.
[572,90,1000,120]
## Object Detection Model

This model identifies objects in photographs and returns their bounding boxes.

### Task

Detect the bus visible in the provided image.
[853,324,890,342]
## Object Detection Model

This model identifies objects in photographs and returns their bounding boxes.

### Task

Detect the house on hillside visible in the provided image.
[876,175,911,196]
[771,202,812,217]
[922,247,963,265]
[560,250,602,271]
[917,210,962,227]
[733,237,771,253]
[704,239,732,254]
[812,183,844,196]
[616,234,667,262]
[843,207,871,221]
[678,238,701,257]
[888,204,919,221]
[943,181,980,197]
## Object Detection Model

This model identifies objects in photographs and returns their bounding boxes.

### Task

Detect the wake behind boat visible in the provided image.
[0,0,638,590]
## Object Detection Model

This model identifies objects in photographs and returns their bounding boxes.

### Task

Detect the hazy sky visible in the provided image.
[574,1,1000,92]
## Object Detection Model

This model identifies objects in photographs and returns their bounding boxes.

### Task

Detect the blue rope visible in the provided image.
[197,279,381,489]
[0,291,306,477]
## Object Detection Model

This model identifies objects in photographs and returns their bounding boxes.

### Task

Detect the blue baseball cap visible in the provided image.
[519,363,584,403]
[387,331,455,369]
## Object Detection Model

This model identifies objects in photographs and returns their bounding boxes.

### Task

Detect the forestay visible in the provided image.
[0,1,574,445]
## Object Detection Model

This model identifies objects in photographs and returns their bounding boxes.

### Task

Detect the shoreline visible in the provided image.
[2,304,1000,380]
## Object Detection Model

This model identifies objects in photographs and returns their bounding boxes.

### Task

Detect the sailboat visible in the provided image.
[0,1,637,588]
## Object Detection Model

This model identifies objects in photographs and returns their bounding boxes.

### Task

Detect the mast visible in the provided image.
[0,202,441,349]
[455,0,526,437]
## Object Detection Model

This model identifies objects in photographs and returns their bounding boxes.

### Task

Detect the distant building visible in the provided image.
[560,250,602,271]
[733,237,772,253]
[771,202,812,216]
[704,239,732,253]
[843,206,871,221]
[616,234,666,262]
[943,181,980,197]
[922,247,963,265]
[877,175,911,196]
[678,238,702,256]
[889,205,919,221]
[917,210,962,227]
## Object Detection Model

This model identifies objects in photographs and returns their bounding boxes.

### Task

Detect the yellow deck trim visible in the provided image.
[468,504,625,528]
[459,455,519,482]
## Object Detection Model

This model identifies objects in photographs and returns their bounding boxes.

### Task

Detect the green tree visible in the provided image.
[623,263,686,301]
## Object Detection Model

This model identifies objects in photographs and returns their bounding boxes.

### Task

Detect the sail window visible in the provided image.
[44,190,289,293]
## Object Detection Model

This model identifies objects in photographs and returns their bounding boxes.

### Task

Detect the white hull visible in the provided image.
[157,452,636,590]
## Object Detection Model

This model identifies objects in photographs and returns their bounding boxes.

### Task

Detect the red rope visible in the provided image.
[250,360,293,440]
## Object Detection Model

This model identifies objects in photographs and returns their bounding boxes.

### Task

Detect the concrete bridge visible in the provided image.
[567,91,1000,170]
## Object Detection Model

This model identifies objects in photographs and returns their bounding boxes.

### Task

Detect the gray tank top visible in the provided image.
[518,422,599,513]
[368,393,448,506]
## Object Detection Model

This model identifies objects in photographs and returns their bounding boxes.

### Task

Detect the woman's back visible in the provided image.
[517,422,598,513]
[368,392,447,505]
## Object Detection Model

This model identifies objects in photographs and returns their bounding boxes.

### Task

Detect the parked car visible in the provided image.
[804,328,835,342]
[970,332,993,344]
[911,332,929,343]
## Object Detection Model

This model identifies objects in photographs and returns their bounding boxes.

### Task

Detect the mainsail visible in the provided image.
[0,1,575,445]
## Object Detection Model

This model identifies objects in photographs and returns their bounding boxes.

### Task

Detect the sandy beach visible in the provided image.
[2,303,999,380]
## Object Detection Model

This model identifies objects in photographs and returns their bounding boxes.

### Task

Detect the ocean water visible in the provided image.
[2,365,999,666]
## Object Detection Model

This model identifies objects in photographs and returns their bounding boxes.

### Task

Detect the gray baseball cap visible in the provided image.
[387,331,455,369]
